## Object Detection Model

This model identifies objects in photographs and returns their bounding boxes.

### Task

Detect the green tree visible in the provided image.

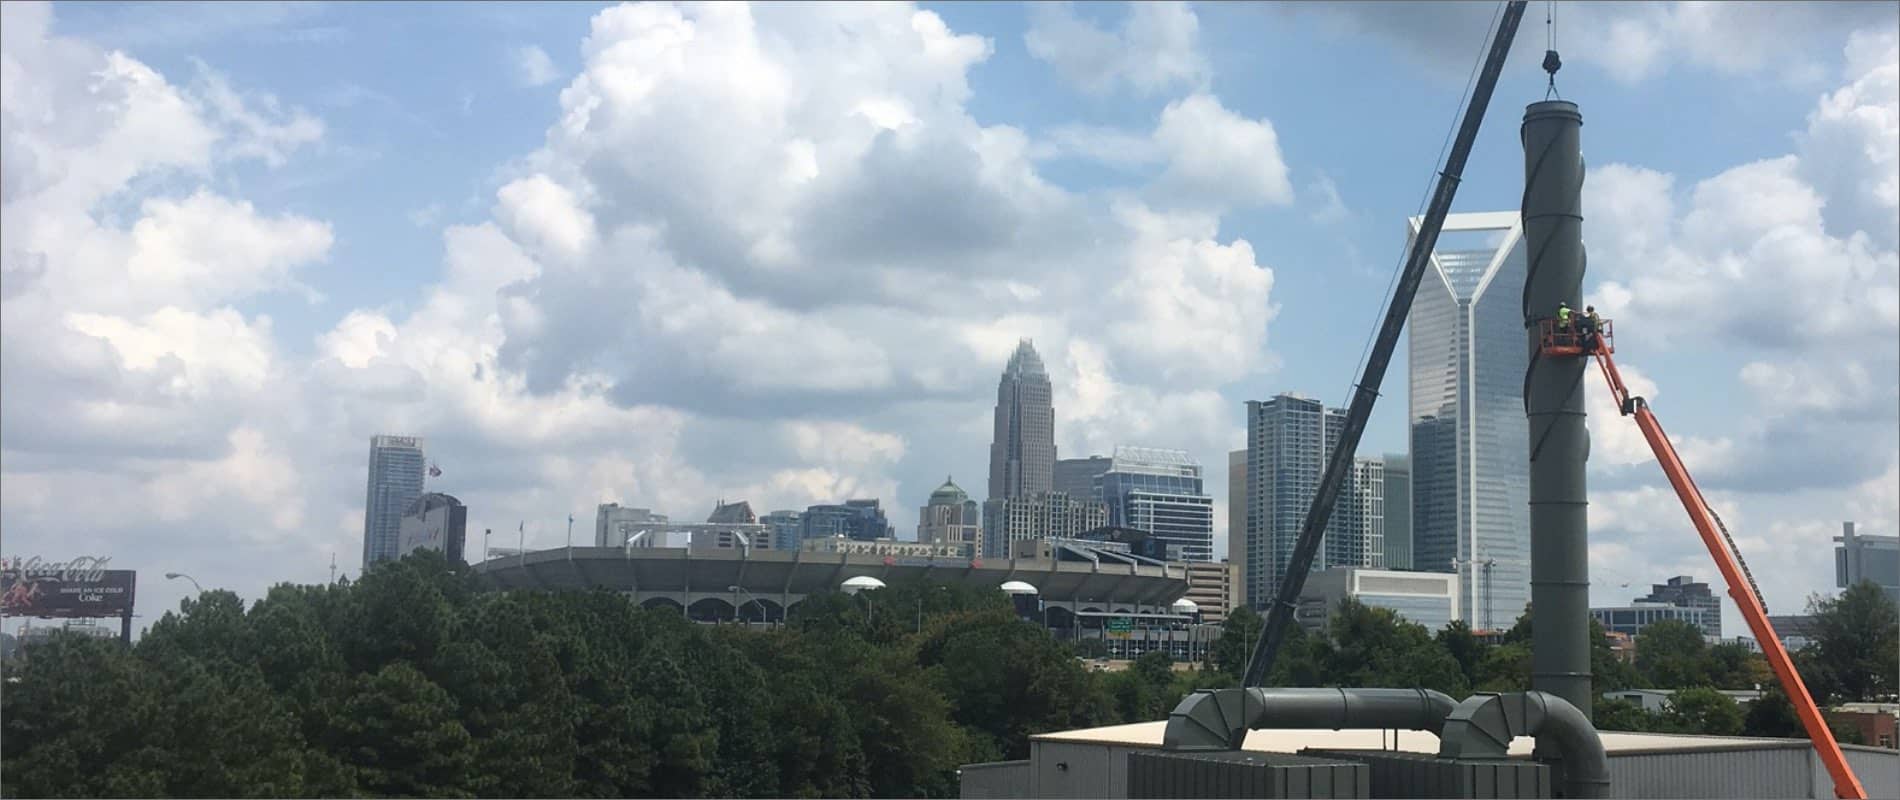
[1210,605,1262,679]
[1313,599,1468,695]
[1474,643,1532,692]
[919,608,1111,759]
[333,662,478,798]
[1664,687,1744,735]
[1436,619,1486,689]
[1704,641,1769,690]
[1590,617,1640,693]
[1593,697,1667,733]
[1635,619,1709,688]
[1804,581,1900,703]
[1743,687,1804,738]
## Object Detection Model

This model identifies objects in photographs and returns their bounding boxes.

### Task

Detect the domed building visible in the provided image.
[918,476,981,551]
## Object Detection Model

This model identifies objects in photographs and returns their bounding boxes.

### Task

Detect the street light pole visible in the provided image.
[164,572,204,594]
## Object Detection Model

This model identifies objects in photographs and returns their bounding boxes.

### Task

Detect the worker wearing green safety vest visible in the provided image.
[1557,301,1572,334]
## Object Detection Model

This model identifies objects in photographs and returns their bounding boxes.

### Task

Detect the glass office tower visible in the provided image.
[1407,211,1531,632]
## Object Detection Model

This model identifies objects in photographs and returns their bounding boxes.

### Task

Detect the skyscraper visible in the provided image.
[762,510,803,552]
[1099,447,1215,562]
[1054,456,1111,500]
[1382,455,1413,570]
[988,340,1057,502]
[1407,211,1531,631]
[362,435,426,569]
[918,477,982,550]
[1244,395,1373,607]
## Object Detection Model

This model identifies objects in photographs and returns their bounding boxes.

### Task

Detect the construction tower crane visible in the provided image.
[1539,320,1867,800]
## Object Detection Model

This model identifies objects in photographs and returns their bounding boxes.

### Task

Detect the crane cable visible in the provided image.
[1543,1,1563,100]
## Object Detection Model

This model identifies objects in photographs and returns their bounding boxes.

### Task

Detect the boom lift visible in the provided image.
[1540,320,1867,800]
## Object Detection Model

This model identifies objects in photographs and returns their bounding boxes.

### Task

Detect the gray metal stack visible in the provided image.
[1521,98,1592,718]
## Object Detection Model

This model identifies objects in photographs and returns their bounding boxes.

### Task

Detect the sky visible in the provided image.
[2,0,1895,638]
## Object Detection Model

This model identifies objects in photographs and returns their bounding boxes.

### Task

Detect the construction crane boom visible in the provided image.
[1240,0,1529,690]
[1547,321,1867,800]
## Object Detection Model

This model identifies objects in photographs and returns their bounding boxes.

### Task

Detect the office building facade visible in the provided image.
[1836,521,1900,604]
[918,477,982,550]
[596,503,669,548]
[801,499,893,542]
[1185,561,1242,624]
[362,435,427,569]
[1591,603,1717,640]
[762,510,803,552]
[982,493,1108,560]
[1099,446,1215,562]
[1296,567,1459,633]
[1244,394,1372,608]
[989,340,1057,502]
[397,492,467,564]
[1637,575,1722,638]
[1382,454,1412,570]
[1407,211,1532,631]
[1054,456,1112,500]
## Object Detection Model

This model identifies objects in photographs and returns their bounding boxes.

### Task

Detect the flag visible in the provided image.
[428,462,442,478]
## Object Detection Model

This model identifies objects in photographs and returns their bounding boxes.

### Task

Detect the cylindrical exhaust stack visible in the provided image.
[1521,99,1591,717]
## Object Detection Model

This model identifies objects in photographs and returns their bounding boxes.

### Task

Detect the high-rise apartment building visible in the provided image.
[1408,211,1531,631]
[1836,521,1900,604]
[989,340,1057,502]
[1099,447,1214,562]
[1054,456,1112,500]
[362,435,426,569]
[1228,449,1248,607]
[1345,457,1386,569]
[918,477,982,550]
[982,493,1107,560]
[1244,395,1373,608]
[1382,455,1413,570]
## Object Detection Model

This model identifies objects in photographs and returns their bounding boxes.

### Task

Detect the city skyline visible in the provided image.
[3,1,1893,641]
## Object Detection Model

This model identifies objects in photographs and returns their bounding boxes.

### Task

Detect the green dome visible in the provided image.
[927,476,969,506]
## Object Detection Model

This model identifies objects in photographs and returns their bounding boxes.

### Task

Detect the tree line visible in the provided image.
[2,552,1892,798]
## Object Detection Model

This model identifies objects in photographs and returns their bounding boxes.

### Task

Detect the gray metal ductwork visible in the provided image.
[1521,98,1592,717]
[1440,691,1609,799]
[1163,687,1458,751]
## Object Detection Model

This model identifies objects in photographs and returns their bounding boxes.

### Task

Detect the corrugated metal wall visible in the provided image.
[1609,749,1811,799]
[1826,747,1899,800]
[962,741,1899,799]
[960,760,1031,799]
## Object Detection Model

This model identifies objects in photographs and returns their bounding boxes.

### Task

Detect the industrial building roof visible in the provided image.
[1032,720,1816,757]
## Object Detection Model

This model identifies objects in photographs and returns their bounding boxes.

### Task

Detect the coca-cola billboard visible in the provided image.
[0,556,136,618]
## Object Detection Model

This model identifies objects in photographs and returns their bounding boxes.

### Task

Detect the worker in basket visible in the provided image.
[1580,304,1602,352]
[1556,301,1573,346]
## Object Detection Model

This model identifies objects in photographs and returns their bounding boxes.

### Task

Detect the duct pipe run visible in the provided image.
[1440,690,1610,799]
[1521,99,1592,717]
[1162,687,1457,751]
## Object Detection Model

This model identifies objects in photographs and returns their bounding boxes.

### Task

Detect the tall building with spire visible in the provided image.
[988,339,1057,502]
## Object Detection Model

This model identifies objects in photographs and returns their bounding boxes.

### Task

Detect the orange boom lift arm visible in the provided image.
[1539,320,1866,800]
